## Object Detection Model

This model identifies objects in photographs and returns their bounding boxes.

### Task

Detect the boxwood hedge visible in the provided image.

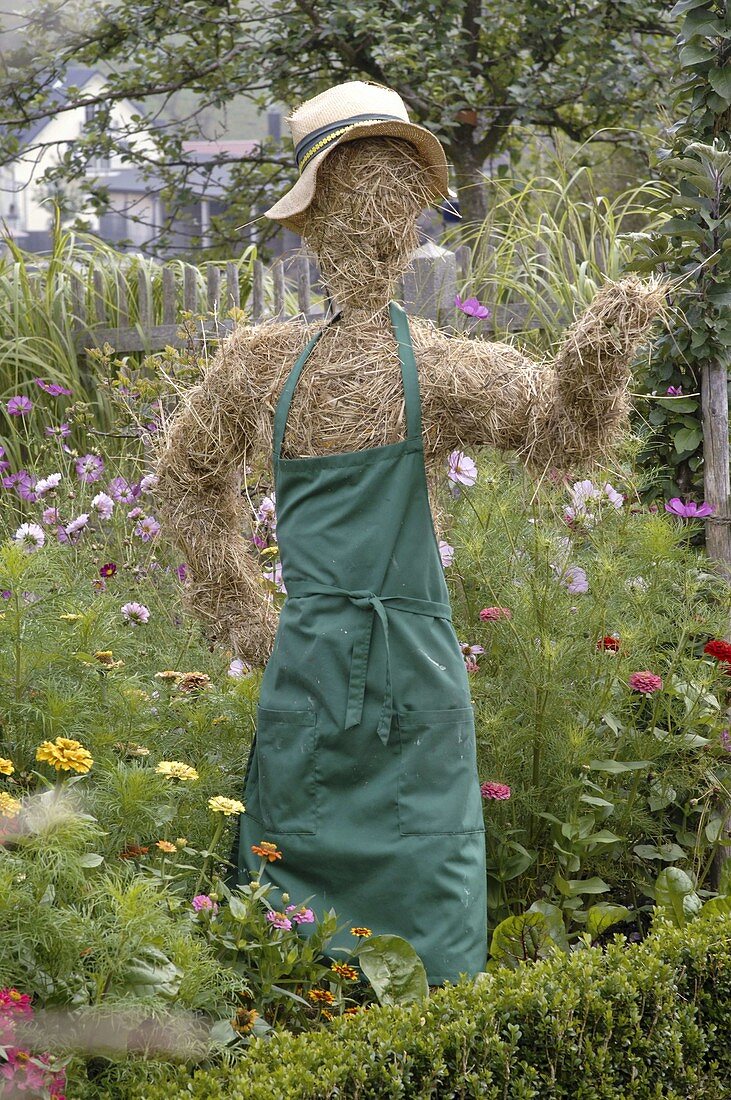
[124,915,731,1099]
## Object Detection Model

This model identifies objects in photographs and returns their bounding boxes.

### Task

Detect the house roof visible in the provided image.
[14,66,146,147]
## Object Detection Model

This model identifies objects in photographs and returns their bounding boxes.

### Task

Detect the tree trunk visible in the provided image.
[448,136,489,228]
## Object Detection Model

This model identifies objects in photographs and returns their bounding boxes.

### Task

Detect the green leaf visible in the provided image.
[557,876,611,897]
[701,895,731,919]
[708,66,731,102]
[648,781,677,812]
[655,868,702,927]
[489,912,555,967]
[654,397,699,413]
[586,903,631,939]
[228,896,247,920]
[670,0,713,14]
[634,843,686,862]
[580,795,615,809]
[356,935,428,1005]
[527,901,569,952]
[678,41,715,67]
[672,426,703,453]
[588,759,651,774]
[77,853,104,867]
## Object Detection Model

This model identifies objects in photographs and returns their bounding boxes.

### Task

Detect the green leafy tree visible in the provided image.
[0,0,675,251]
[632,0,730,568]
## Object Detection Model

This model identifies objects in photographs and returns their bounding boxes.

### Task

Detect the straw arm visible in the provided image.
[155,354,277,666]
[421,277,665,474]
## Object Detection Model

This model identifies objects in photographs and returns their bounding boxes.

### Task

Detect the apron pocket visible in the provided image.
[255,705,318,835]
[397,706,484,836]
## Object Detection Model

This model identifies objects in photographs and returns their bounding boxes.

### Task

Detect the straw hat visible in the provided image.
[264,80,452,232]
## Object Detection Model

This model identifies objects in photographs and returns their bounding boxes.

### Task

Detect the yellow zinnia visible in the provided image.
[155,760,199,782]
[0,792,21,818]
[156,840,177,853]
[0,758,14,776]
[208,796,245,817]
[35,737,93,774]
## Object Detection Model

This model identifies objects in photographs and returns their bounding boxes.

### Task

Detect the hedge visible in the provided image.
[118,915,731,1099]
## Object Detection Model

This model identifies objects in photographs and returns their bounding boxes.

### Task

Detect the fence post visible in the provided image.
[402,241,457,323]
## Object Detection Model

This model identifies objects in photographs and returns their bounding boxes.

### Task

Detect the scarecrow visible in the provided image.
[156,81,664,984]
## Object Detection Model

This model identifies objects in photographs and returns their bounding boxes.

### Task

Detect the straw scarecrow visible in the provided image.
[156,81,665,983]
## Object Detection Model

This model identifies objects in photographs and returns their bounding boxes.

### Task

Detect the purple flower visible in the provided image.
[665,497,714,519]
[460,642,485,657]
[257,493,277,531]
[13,523,45,552]
[45,424,71,438]
[228,658,252,678]
[7,395,32,416]
[666,385,683,396]
[455,294,491,320]
[1,590,11,600]
[91,492,114,520]
[439,540,455,568]
[720,729,731,754]
[3,470,36,501]
[41,507,61,526]
[107,476,138,503]
[75,454,104,483]
[191,894,219,914]
[34,378,72,397]
[285,904,315,925]
[61,513,90,543]
[447,450,477,488]
[266,910,293,931]
[134,515,160,541]
[121,601,150,626]
[0,446,9,475]
[176,563,188,583]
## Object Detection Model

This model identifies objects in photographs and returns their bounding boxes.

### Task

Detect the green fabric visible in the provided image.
[236,301,487,984]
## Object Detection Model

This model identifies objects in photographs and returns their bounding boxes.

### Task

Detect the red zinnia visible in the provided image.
[597,635,620,652]
[704,639,731,664]
[481,782,511,800]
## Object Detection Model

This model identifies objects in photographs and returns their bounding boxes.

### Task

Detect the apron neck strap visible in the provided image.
[273,301,422,460]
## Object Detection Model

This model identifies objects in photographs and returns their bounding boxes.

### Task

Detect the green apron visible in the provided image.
[236,300,487,984]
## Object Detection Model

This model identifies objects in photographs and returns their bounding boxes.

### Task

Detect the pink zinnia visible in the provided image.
[266,910,293,930]
[481,782,511,800]
[479,607,512,621]
[628,671,663,695]
[191,894,219,914]
[286,904,315,924]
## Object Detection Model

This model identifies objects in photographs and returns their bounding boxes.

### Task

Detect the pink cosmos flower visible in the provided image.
[481,782,511,800]
[7,395,32,416]
[559,565,589,594]
[720,730,731,754]
[465,656,479,674]
[33,473,62,497]
[13,523,45,552]
[176,563,188,582]
[286,904,315,925]
[64,513,89,541]
[460,642,485,658]
[35,378,72,397]
[628,671,663,695]
[41,507,61,526]
[0,446,9,475]
[439,540,455,568]
[257,494,277,530]
[192,894,219,914]
[266,910,293,930]
[455,294,491,320]
[666,385,683,396]
[91,492,114,520]
[447,450,477,487]
[665,497,714,519]
[121,601,150,626]
[134,515,161,541]
[45,423,71,438]
[108,476,139,503]
[228,658,252,678]
[75,454,104,483]
[479,606,512,621]
[127,506,144,520]
[139,473,159,493]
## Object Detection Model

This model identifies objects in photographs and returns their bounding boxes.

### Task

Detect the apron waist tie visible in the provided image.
[285,582,452,745]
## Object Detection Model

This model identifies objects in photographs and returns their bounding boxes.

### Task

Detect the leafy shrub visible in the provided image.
[125,914,731,1100]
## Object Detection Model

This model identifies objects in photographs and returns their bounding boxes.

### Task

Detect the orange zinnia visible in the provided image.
[251,841,283,862]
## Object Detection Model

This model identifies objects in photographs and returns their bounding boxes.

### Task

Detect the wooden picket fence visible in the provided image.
[72,242,536,356]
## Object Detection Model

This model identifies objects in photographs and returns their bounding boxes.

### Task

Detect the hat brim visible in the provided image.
[264,119,451,233]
